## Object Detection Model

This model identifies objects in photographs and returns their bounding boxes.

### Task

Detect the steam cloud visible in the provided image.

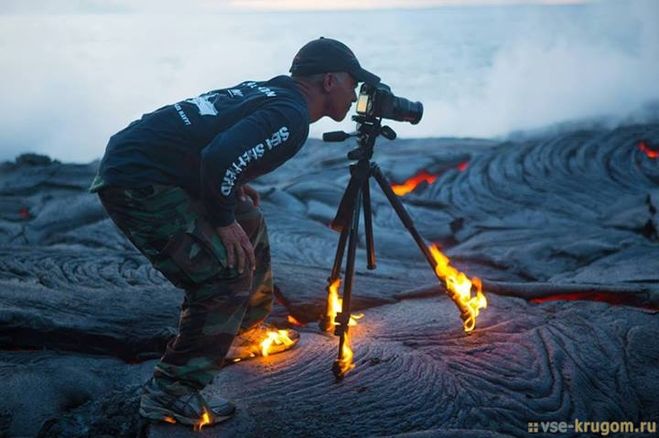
[0,0,657,163]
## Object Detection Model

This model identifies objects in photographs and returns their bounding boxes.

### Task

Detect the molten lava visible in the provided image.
[193,409,211,431]
[391,170,438,196]
[391,163,470,196]
[530,291,658,310]
[260,329,295,357]
[428,244,487,332]
[638,141,658,159]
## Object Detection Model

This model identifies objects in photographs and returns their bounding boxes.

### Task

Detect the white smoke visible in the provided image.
[396,0,659,139]
[0,0,657,162]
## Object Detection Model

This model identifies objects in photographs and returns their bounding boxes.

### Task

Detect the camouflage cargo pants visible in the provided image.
[98,185,272,390]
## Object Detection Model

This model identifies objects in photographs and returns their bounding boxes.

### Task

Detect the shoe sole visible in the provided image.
[139,401,234,427]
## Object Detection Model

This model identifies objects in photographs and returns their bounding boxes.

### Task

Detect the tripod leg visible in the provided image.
[330,229,349,281]
[372,165,486,331]
[371,165,436,270]
[330,167,362,232]
[333,187,362,381]
[362,178,376,270]
[320,228,349,332]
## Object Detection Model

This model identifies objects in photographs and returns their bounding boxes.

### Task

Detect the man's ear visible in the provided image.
[322,73,334,94]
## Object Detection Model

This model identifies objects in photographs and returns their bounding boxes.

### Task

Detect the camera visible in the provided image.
[355,83,423,125]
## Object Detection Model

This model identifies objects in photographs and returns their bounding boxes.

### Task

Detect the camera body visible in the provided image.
[356,83,423,125]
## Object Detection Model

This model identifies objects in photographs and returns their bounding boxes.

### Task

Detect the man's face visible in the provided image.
[325,72,358,121]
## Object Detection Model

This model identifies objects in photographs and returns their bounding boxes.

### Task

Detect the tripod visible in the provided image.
[321,115,476,381]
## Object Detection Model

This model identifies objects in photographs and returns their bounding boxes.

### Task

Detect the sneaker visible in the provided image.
[139,378,235,428]
[226,323,300,362]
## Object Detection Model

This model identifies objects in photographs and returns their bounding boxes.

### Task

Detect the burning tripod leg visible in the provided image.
[322,276,364,380]
[332,184,362,380]
[371,166,487,332]
[320,230,348,333]
[322,159,372,381]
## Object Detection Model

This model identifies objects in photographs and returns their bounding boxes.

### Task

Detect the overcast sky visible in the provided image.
[1,0,594,14]
[2,0,655,163]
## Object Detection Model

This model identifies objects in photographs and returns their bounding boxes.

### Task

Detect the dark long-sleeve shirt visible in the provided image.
[91,75,310,227]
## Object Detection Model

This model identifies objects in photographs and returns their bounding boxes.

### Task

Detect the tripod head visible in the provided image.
[323,81,423,159]
[323,115,397,161]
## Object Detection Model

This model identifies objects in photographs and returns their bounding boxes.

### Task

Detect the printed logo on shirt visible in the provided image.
[220,126,290,196]
[243,81,277,97]
[174,103,192,126]
[185,93,219,116]
[227,89,244,98]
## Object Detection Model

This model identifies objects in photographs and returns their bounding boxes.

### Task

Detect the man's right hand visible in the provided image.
[216,221,255,274]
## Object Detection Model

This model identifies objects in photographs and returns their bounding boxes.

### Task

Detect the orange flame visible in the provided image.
[287,315,303,326]
[391,170,438,196]
[326,279,362,328]
[325,278,364,377]
[337,331,356,376]
[193,409,211,431]
[428,244,487,332]
[639,141,658,159]
[260,329,295,357]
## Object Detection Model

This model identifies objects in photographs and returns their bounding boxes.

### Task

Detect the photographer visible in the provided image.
[90,37,378,427]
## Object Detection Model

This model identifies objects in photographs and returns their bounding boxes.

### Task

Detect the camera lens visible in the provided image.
[391,97,423,125]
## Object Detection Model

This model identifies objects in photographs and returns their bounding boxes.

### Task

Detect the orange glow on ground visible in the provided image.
[638,141,658,159]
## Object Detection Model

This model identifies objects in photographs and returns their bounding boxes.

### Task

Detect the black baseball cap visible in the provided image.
[290,37,380,86]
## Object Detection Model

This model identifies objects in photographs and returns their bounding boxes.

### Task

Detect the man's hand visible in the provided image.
[216,221,255,274]
[236,184,260,207]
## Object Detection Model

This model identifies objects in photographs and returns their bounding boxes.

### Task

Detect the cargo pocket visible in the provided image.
[157,218,230,287]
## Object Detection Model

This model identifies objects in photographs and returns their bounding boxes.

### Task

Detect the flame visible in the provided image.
[325,278,364,377]
[193,409,211,431]
[428,244,487,332]
[337,331,356,376]
[163,416,177,424]
[326,279,362,328]
[260,329,295,357]
[391,170,438,196]
[638,141,658,159]
[287,315,303,326]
